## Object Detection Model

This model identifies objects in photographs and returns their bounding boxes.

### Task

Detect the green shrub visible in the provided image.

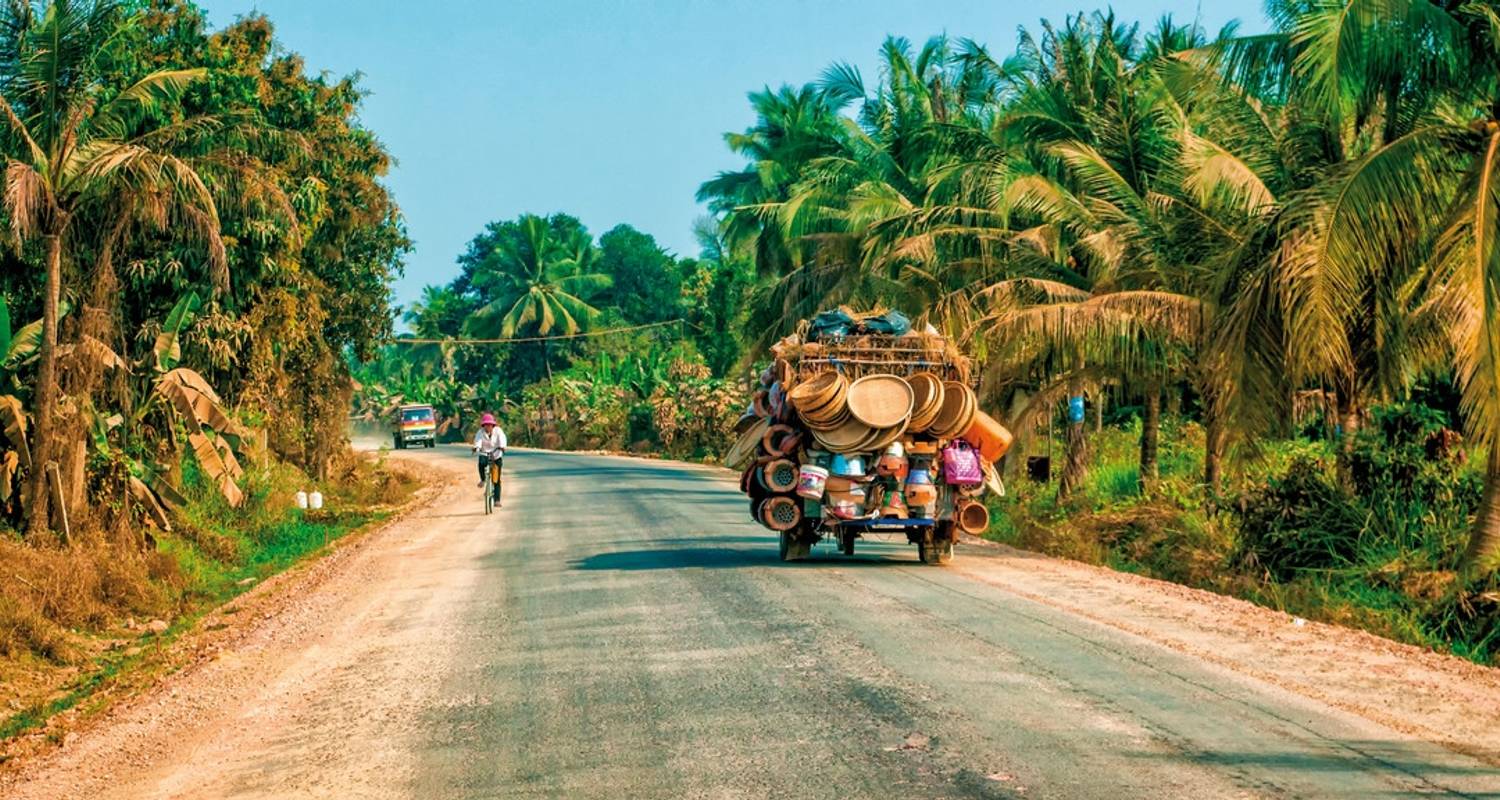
[1232,457,1366,580]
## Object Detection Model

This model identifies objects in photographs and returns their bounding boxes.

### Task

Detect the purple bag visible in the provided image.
[942,440,983,486]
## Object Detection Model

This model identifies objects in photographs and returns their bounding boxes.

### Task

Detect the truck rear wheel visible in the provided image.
[920,524,955,565]
[920,539,953,565]
[425,439,436,448]
[840,532,855,556]
[778,529,812,562]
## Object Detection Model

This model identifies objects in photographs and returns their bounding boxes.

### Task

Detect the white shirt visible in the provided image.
[474,426,508,457]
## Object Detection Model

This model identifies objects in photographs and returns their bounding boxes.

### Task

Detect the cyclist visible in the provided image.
[471,413,507,502]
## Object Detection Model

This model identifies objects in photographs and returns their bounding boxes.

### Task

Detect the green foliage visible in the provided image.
[598,225,683,324]
[1233,456,1367,581]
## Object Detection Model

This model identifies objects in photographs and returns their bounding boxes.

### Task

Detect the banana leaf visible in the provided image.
[0,394,30,470]
[127,475,172,531]
[0,296,10,363]
[211,434,244,480]
[2,300,71,371]
[60,334,127,371]
[189,431,243,507]
[0,450,18,504]
[155,367,237,435]
[85,402,123,458]
[153,291,201,372]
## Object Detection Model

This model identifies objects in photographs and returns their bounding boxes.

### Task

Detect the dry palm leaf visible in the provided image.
[155,367,239,436]
[128,475,172,531]
[0,449,18,504]
[58,334,127,371]
[212,434,244,480]
[0,394,30,470]
[189,432,243,507]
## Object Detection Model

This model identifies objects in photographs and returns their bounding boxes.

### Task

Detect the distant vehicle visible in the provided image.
[391,404,437,449]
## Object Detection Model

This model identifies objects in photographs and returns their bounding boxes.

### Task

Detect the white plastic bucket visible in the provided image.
[295,491,308,509]
[796,465,829,499]
[309,491,324,510]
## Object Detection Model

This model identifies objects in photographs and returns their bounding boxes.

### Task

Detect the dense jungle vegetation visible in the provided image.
[0,0,412,722]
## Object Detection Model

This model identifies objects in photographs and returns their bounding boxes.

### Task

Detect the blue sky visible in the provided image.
[191,1,1262,311]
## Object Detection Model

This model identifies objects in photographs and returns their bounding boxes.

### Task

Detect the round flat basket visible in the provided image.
[803,405,852,432]
[788,371,845,414]
[906,372,946,432]
[930,382,977,439]
[846,374,914,429]
[725,418,770,471]
[760,495,804,532]
[812,416,874,453]
[801,390,848,424]
[864,421,910,453]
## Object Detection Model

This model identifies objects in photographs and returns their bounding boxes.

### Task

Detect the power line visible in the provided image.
[389,318,684,345]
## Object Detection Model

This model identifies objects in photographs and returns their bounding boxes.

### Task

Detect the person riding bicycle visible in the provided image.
[471,413,507,498]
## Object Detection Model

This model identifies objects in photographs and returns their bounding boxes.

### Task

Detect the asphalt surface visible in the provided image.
[15,445,1498,800]
[406,448,1499,799]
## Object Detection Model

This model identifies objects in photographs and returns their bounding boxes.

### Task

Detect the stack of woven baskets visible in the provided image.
[791,371,981,455]
[728,312,1013,536]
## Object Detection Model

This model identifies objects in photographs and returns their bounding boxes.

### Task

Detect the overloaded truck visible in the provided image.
[727,309,1012,564]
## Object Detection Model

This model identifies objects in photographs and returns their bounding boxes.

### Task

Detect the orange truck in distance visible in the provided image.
[391,403,437,449]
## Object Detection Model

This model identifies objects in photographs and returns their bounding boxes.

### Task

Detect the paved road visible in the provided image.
[408,448,1498,799]
[12,446,1500,799]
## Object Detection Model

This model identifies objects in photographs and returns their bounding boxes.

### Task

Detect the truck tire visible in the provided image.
[921,524,955,565]
[425,439,436,448]
[393,434,405,450]
[840,532,855,556]
[778,529,813,562]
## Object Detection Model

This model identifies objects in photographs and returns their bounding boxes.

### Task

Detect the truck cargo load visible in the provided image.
[727,308,1011,563]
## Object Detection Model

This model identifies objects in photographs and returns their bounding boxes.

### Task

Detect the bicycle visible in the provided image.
[482,453,503,514]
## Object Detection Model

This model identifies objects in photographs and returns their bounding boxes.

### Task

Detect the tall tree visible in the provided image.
[597,224,681,323]
[466,213,612,340]
[0,0,230,534]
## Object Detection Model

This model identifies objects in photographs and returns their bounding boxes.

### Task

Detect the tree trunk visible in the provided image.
[1093,390,1104,433]
[1057,385,1089,502]
[1344,393,1368,456]
[1204,407,1225,512]
[1165,384,1183,416]
[26,232,64,537]
[1138,388,1160,494]
[1461,443,1500,574]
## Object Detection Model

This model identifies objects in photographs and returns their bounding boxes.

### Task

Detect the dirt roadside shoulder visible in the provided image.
[956,532,1500,766]
[0,450,448,785]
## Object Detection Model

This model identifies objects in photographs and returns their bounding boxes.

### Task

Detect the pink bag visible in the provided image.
[941,440,983,486]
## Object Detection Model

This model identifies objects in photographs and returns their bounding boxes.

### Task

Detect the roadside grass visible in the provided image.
[985,415,1500,666]
[0,449,420,750]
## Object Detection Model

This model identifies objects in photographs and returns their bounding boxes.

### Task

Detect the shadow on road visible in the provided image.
[1130,744,1500,790]
[570,546,778,571]
[570,538,927,571]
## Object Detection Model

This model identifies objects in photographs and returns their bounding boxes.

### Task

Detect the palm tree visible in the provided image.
[0,0,229,535]
[1244,0,1500,571]
[697,85,847,343]
[402,284,469,380]
[466,214,611,381]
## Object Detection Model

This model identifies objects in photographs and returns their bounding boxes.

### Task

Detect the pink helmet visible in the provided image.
[480,413,496,426]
